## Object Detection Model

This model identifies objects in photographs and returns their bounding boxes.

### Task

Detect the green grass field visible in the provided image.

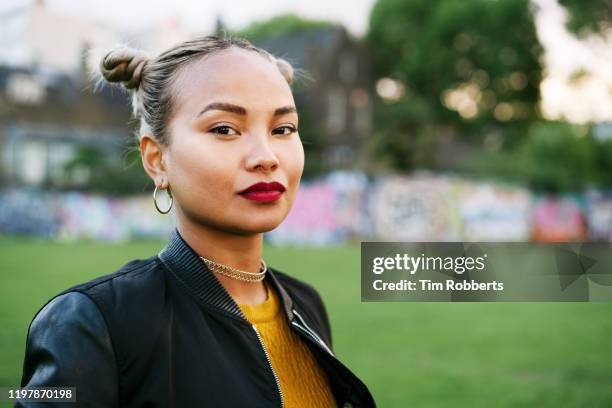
[1,237,612,407]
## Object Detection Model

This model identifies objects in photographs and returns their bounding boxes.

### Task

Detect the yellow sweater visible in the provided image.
[238,281,336,408]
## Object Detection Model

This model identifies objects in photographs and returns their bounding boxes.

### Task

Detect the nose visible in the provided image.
[244,133,279,173]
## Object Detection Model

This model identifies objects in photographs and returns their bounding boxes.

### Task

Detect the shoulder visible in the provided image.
[64,255,161,293]
[24,255,167,370]
[28,256,166,348]
[60,255,164,309]
[25,291,113,370]
[29,255,162,331]
[30,291,105,334]
[21,292,119,405]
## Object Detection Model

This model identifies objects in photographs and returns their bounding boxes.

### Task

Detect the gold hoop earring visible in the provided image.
[153,184,173,214]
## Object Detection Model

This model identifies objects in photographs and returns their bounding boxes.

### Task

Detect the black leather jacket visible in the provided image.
[18,228,376,407]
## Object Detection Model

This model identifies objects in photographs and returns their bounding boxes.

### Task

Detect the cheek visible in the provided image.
[283,138,305,182]
[168,136,236,196]
[281,139,304,208]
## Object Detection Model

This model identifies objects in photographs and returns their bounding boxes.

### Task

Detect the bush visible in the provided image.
[474,121,598,193]
[515,121,595,192]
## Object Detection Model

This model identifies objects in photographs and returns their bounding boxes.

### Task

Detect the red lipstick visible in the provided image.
[238,181,286,203]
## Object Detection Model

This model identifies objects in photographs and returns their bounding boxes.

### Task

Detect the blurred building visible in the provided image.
[0,0,120,75]
[0,64,131,188]
[0,0,134,189]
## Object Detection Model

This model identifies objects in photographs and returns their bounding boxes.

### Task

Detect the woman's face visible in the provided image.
[164,48,304,235]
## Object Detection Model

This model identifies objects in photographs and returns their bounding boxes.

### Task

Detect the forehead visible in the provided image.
[170,48,294,117]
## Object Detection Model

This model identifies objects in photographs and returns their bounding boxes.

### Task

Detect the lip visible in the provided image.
[238,181,286,203]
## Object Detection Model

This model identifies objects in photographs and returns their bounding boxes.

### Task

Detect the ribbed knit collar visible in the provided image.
[157,227,294,322]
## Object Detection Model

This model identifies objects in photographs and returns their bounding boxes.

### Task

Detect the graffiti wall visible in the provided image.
[0,188,173,241]
[369,175,460,241]
[1,172,610,244]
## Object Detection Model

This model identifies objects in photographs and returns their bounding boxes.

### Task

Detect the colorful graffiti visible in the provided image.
[1,172,610,244]
[369,175,460,241]
[0,188,173,241]
[531,195,587,242]
[454,181,532,242]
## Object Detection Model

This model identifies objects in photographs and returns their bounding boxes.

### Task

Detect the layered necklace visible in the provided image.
[200,256,267,283]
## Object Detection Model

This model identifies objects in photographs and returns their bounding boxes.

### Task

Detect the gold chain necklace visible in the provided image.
[200,256,267,283]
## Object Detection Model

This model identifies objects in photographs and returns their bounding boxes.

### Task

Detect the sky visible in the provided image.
[533,0,612,123]
[2,0,377,36]
[2,0,612,124]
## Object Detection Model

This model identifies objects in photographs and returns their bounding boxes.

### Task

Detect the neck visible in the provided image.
[176,216,267,305]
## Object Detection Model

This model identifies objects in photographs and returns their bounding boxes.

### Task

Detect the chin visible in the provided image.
[234,201,291,233]
[240,216,284,234]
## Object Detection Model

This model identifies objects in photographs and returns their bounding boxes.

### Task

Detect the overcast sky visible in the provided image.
[2,0,377,36]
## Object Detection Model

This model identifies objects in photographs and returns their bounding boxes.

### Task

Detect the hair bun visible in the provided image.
[275,58,294,85]
[100,46,149,90]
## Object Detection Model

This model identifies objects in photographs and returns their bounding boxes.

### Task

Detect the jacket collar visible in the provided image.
[157,227,294,321]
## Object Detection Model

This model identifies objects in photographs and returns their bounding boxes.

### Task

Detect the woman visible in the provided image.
[18,36,375,407]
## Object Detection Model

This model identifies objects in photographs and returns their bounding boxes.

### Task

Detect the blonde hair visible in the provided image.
[96,35,294,145]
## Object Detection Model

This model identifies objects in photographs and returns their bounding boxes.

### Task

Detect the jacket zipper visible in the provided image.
[290,311,358,406]
[252,325,284,408]
[291,309,335,357]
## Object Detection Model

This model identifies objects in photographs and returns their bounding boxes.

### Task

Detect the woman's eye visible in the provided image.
[273,126,298,136]
[209,125,238,136]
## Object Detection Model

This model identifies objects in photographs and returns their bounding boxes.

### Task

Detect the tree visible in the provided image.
[514,121,596,192]
[367,0,543,170]
[558,0,612,35]
[233,13,334,41]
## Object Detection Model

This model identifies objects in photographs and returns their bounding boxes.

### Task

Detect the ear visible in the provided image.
[140,135,167,188]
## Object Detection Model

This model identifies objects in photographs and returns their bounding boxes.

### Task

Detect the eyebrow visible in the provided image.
[196,102,296,118]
